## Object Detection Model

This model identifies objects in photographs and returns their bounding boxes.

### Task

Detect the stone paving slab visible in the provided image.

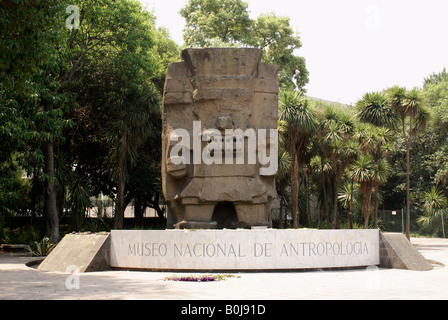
[0,237,447,300]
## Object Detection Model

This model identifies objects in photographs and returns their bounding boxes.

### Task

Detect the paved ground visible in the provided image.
[0,237,447,300]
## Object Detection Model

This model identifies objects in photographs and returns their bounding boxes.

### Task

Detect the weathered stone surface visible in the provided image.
[162,48,279,229]
[110,229,380,271]
[38,233,110,273]
[379,233,433,271]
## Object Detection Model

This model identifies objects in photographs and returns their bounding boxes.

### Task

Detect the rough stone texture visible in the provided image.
[162,48,279,229]
[379,232,433,271]
[38,233,110,273]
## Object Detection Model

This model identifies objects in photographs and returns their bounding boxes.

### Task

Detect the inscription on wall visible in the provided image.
[127,241,370,258]
[110,229,380,270]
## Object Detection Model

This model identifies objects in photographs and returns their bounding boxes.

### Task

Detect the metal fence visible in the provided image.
[376,209,405,233]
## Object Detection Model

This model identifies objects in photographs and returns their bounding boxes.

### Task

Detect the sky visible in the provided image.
[140,0,448,105]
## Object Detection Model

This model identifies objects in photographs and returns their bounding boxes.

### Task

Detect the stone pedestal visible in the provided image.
[110,229,380,271]
[379,232,433,271]
[36,230,435,273]
[38,233,110,273]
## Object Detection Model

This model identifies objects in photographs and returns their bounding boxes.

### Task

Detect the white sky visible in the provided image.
[140,0,448,105]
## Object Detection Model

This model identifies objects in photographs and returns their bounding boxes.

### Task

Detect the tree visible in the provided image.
[356,92,398,129]
[309,154,333,228]
[420,75,448,188]
[318,105,356,228]
[1,0,75,242]
[338,178,359,229]
[179,0,309,91]
[423,68,448,89]
[418,186,447,237]
[107,83,161,229]
[151,26,182,91]
[1,0,171,239]
[61,0,165,230]
[387,86,430,239]
[249,13,308,90]
[349,154,390,229]
[180,0,252,47]
[276,120,292,228]
[279,91,317,228]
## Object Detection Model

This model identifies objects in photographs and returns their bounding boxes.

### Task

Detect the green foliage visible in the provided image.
[0,225,43,246]
[0,0,176,236]
[1,0,447,237]
[26,237,56,257]
[356,92,397,128]
[417,187,447,236]
[251,13,308,90]
[278,91,317,228]
[180,0,252,46]
[279,91,317,134]
[67,173,93,232]
[423,68,448,88]
[0,155,31,216]
[180,0,308,90]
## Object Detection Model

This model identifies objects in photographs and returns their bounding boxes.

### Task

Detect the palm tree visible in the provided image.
[418,186,447,237]
[276,146,292,228]
[108,83,160,229]
[67,173,92,231]
[318,105,356,228]
[353,122,393,228]
[338,179,359,229]
[356,91,404,231]
[356,92,398,129]
[276,120,291,227]
[279,91,317,229]
[310,155,332,228]
[349,154,390,229]
[387,86,429,239]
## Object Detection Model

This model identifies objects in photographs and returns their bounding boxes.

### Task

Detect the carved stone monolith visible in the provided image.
[162,48,278,229]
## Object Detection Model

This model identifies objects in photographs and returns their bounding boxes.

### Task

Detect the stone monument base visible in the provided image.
[38,233,110,273]
[110,229,380,271]
[36,229,434,273]
[379,232,433,271]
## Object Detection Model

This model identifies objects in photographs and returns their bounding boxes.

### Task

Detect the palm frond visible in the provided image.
[356,91,398,128]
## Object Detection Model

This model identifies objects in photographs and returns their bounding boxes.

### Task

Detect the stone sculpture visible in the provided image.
[162,48,278,229]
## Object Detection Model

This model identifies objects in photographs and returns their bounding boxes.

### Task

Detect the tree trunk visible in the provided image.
[42,139,59,243]
[332,177,340,229]
[114,183,126,229]
[318,203,322,229]
[278,183,285,229]
[402,117,411,240]
[349,179,354,229]
[305,168,312,227]
[362,183,373,229]
[321,159,329,229]
[406,142,411,239]
[374,203,378,229]
[134,198,145,228]
[291,154,299,229]
[114,134,127,230]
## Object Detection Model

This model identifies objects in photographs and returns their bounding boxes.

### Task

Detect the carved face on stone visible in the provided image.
[162,48,278,229]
